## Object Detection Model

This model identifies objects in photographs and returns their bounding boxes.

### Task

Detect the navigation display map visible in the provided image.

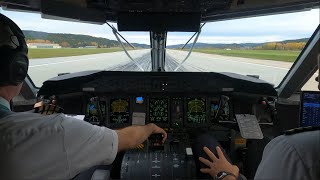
[149,98,169,123]
[187,98,206,123]
[110,98,130,123]
[210,98,220,119]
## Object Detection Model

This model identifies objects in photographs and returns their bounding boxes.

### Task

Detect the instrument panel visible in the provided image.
[84,95,233,128]
[40,71,276,128]
[38,71,277,180]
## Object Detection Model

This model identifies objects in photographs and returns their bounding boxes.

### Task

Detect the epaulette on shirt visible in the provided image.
[283,126,320,135]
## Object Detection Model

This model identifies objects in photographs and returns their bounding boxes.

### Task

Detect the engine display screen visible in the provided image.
[87,103,99,122]
[187,98,206,123]
[110,98,130,123]
[86,97,106,123]
[149,98,169,123]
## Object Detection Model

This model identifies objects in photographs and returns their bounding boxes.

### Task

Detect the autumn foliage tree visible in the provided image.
[60,41,70,47]
[90,42,98,46]
[256,42,307,50]
[26,39,52,44]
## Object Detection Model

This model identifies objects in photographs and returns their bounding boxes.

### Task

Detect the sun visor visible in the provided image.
[41,0,106,24]
[117,12,201,32]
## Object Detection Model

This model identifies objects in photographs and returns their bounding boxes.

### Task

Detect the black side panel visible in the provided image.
[244,138,270,179]
[276,103,300,131]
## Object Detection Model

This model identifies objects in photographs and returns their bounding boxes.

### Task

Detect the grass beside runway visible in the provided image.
[28,48,123,59]
[191,49,301,62]
[28,48,301,62]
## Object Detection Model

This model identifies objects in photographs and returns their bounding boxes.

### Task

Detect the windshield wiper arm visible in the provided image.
[181,23,206,50]
[107,22,144,71]
[106,22,135,49]
[174,23,206,71]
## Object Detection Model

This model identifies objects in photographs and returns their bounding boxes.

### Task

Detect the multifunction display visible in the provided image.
[110,98,130,123]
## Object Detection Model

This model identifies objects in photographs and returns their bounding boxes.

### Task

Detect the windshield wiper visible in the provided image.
[174,23,206,72]
[106,22,145,71]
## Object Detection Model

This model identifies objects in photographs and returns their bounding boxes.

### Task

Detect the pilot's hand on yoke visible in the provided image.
[199,146,239,180]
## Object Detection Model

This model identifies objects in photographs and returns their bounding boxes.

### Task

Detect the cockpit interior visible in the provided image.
[1,0,319,179]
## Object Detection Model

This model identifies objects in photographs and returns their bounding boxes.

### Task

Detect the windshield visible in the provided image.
[1,8,319,88]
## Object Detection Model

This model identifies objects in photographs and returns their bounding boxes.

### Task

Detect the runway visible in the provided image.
[28,49,316,90]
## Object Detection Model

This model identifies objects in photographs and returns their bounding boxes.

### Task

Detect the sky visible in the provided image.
[0,7,319,45]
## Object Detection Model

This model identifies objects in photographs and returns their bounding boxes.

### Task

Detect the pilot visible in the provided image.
[196,68,320,180]
[0,14,167,179]
[197,128,320,180]
[196,125,320,179]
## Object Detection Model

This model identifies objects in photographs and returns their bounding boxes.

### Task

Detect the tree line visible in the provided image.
[24,30,119,48]
[255,42,307,51]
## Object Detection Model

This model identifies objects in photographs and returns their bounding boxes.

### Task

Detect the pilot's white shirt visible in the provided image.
[254,130,320,180]
[0,97,118,179]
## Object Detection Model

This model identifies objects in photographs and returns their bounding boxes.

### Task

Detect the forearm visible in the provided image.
[116,123,154,151]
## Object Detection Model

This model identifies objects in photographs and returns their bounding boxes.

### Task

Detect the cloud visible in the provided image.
[1,7,319,45]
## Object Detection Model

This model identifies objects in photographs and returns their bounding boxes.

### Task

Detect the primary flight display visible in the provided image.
[110,98,130,123]
[186,98,206,123]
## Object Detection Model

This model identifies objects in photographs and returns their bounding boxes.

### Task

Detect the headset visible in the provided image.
[0,13,28,86]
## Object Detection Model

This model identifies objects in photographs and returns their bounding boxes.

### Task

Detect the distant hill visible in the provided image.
[168,38,309,50]
[22,30,308,50]
[281,38,309,43]
[131,43,150,49]
[22,30,149,48]
[168,42,263,49]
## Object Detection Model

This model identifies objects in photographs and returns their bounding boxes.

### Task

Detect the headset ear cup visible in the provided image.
[11,52,29,84]
[0,48,28,85]
[1,50,29,86]
[0,52,11,85]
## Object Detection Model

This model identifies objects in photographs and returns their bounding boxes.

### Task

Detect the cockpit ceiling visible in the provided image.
[0,0,319,24]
